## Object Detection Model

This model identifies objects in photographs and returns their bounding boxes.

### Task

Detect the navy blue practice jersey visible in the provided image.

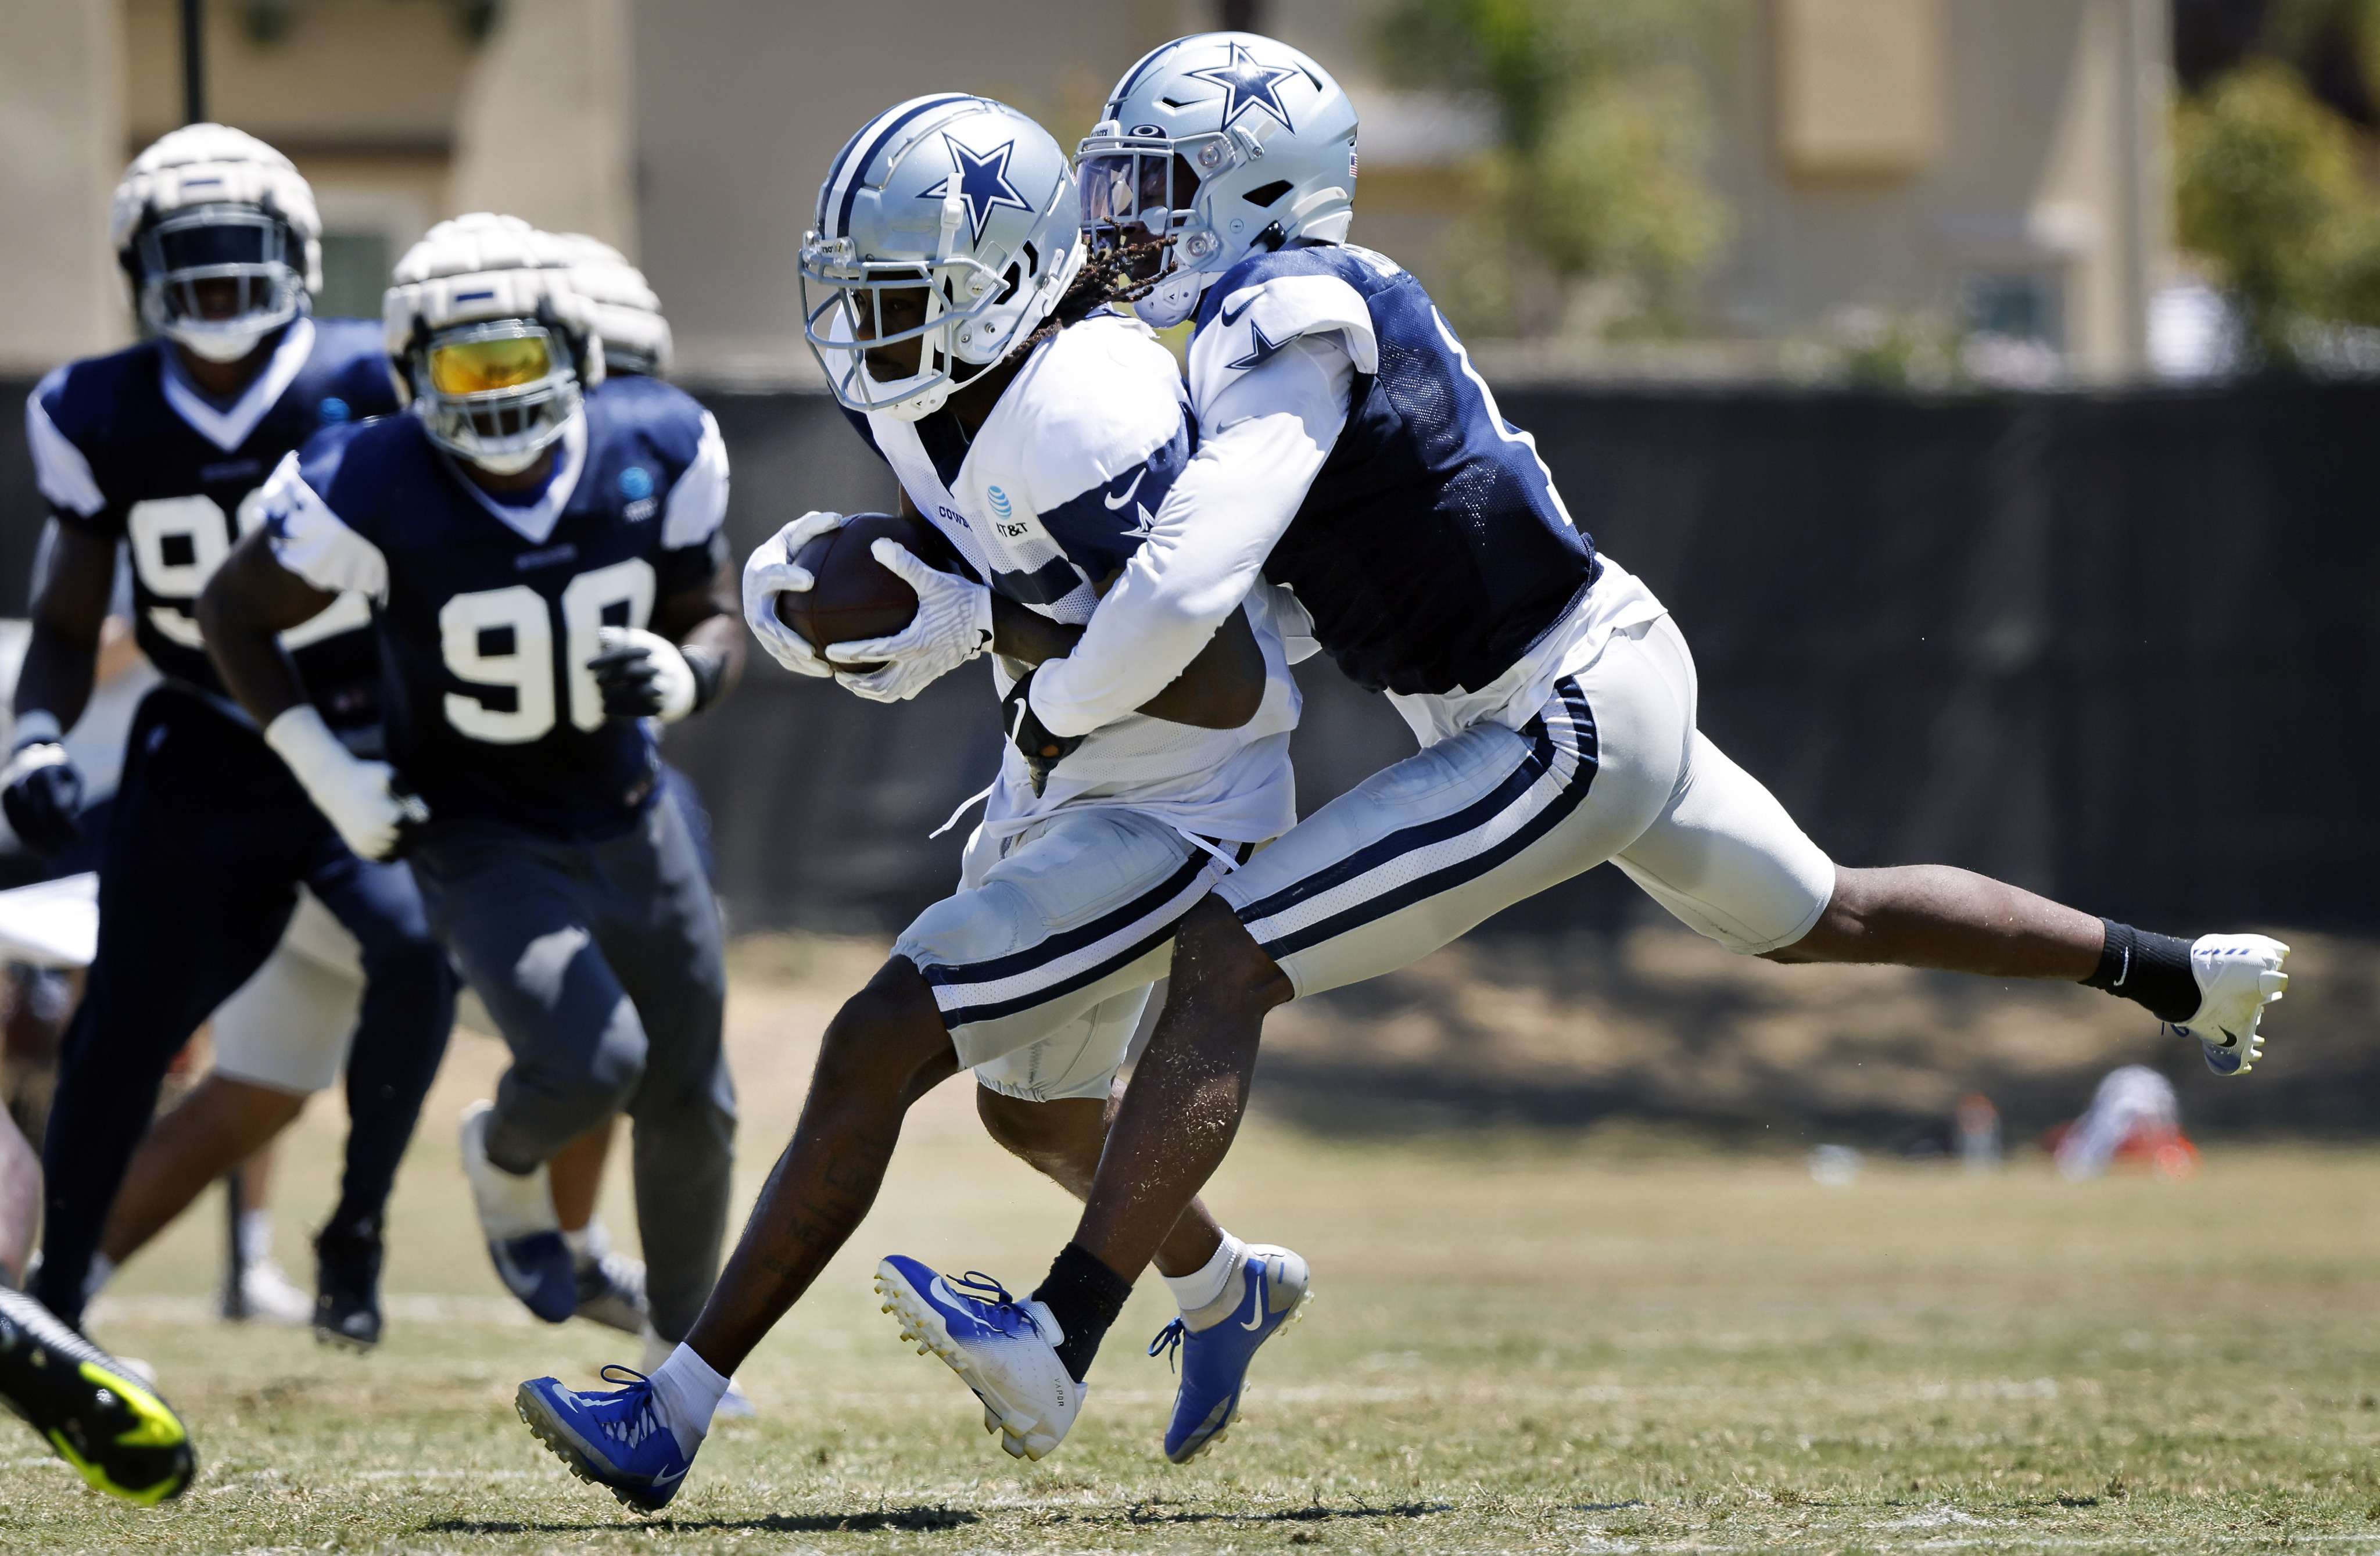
[260,375,731,837]
[1187,243,1599,697]
[25,317,396,725]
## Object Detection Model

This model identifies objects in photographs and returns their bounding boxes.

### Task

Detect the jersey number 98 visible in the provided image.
[437,559,655,743]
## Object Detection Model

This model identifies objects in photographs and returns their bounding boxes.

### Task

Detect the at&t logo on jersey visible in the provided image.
[618,465,658,522]
[987,486,1013,520]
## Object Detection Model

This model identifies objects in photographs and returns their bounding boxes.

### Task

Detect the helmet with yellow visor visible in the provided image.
[383,214,604,474]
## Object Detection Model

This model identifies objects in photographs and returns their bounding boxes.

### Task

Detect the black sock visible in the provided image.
[1030,1243,1134,1383]
[2079,919,2199,1023]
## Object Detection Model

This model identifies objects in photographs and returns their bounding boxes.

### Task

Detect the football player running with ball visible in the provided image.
[514,97,1307,1511]
[12,125,456,1354]
[198,216,744,1369]
[880,33,2295,1460]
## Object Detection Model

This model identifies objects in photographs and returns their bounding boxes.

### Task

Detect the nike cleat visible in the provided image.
[0,1286,194,1504]
[874,1256,1083,1461]
[2176,934,2290,1077]
[461,1102,575,1322]
[575,1248,650,1335]
[312,1216,385,1350]
[517,1366,694,1514]
[1148,1242,1311,1464]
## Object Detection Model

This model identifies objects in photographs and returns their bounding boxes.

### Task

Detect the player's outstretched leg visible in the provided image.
[0,1285,194,1504]
[1758,865,2289,1075]
[970,1086,1311,1463]
[517,955,958,1507]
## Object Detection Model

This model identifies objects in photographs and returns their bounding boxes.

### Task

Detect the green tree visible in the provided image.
[1375,0,1730,339]
[2175,60,2380,365]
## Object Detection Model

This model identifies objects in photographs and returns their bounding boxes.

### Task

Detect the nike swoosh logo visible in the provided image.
[650,1467,686,1486]
[1240,1275,1268,1331]
[1220,296,1255,327]
[1102,468,1146,509]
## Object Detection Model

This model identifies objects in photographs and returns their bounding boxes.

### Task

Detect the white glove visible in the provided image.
[589,626,700,722]
[826,537,995,703]
[264,704,428,861]
[741,510,848,677]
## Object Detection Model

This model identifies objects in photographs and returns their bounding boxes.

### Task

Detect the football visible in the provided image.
[773,512,956,672]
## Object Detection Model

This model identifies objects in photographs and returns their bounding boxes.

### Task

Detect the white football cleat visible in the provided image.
[460,1101,575,1322]
[2175,934,2290,1077]
[227,1258,314,1325]
[874,1255,1083,1461]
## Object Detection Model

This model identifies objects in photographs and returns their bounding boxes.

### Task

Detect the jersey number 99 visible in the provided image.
[437,559,656,743]
[126,492,369,650]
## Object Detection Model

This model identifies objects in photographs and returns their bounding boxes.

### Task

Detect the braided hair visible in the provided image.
[1011,235,1174,357]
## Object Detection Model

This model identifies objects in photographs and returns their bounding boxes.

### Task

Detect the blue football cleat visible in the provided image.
[1149,1242,1311,1464]
[874,1255,1084,1461]
[490,1233,577,1322]
[516,1365,695,1513]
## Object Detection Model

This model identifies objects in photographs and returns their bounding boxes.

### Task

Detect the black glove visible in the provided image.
[586,628,724,722]
[0,741,84,856]
[1002,669,1084,797]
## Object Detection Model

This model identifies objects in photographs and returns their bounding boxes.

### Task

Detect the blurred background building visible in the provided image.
[10,0,2377,385]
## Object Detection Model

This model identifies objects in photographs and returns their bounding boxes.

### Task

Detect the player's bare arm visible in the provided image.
[653,556,748,694]
[199,530,423,862]
[196,528,338,726]
[0,524,118,851]
[990,592,1263,729]
[12,524,115,732]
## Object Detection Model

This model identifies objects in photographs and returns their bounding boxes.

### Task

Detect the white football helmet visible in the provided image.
[383,214,603,475]
[1077,33,1359,328]
[553,232,673,378]
[111,124,324,363]
[801,95,1086,419]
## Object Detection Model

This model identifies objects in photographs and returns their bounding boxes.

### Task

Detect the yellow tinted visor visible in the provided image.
[428,332,555,395]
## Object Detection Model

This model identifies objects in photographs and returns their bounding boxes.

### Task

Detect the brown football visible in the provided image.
[773,512,958,673]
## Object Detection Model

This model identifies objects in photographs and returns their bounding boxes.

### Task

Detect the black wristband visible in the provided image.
[2080,917,2200,1023]
[680,643,727,714]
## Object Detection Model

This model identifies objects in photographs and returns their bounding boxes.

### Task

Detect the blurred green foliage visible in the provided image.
[1374,0,1731,339]
[2175,12,2380,368]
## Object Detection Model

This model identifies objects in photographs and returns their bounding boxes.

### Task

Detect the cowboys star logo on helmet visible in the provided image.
[800,96,1085,419]
[1077,33,1356,328]
[921,136,1035,245]
[1186,41,1302,132]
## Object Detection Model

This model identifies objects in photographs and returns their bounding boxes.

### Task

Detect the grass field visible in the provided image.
[10,935,2378,1554]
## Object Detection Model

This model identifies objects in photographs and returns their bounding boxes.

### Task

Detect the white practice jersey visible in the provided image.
[852,311,1300,846]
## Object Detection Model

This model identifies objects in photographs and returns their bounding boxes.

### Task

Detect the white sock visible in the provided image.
[464,1106,557,1239]
[647,1342,729,1456]
[561,1218,608,1266]
[237,1208,273,1268]
[84,1252,116,1301]
[1162,1232,1244,1317]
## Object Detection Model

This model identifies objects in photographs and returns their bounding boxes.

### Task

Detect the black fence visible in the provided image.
[6,377,2374,938]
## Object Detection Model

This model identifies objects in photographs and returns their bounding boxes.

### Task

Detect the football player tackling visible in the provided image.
[198,216,744,1370]
[512,97,1307,1511]
[883,32,2295,1459]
